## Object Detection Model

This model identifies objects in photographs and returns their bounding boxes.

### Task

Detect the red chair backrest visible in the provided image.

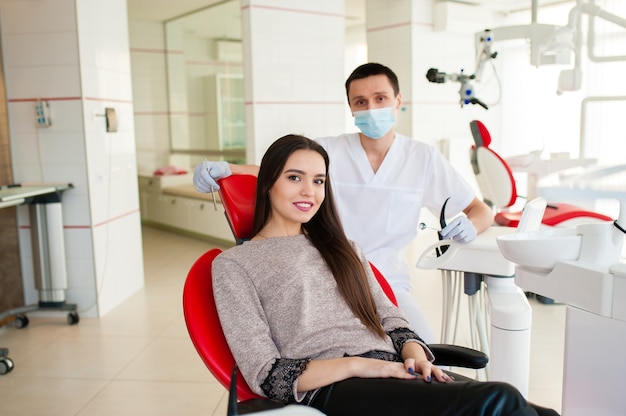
[468,120,612,227]
[218,174,257,243]
[183,248,262,401]
[469,120,518,208]
[369,262,398,306]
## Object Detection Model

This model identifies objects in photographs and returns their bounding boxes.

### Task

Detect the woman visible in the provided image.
[212,134,556,415]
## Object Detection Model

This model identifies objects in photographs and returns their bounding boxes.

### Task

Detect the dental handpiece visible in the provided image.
[418,223,439,232]
[205,159,218,211]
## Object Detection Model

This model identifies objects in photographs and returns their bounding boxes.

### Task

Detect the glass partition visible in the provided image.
[165,0,245,164]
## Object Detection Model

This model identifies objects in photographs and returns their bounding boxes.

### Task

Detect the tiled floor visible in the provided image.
[0,225,564,415]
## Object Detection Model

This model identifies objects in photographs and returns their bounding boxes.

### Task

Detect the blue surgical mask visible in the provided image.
[353,107,395,139]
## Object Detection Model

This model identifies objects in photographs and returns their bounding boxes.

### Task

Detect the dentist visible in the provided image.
[194,63,493,343]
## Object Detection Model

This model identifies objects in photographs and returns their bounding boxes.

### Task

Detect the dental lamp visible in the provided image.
[427,1,626,104]
[426,68,489,109]
[426,29,496,110]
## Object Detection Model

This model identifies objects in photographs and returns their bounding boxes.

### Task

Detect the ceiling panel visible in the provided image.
[126,0,572,24]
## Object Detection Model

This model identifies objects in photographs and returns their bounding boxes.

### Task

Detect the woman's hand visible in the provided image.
[401,342,453,383]
[352,357,453,382]
[352,357,424,380]
[404,357,453,383]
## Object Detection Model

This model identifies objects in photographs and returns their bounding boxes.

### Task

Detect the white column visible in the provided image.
[242,0,347,163]
[0,0,144,317]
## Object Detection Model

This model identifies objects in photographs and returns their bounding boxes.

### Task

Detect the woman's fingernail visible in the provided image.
[426,376,431,382]
[408,367,414,374]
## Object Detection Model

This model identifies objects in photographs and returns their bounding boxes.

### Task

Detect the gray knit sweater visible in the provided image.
[212,234,432,404]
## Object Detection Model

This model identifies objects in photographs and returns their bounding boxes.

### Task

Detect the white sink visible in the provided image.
[497,228,582,273]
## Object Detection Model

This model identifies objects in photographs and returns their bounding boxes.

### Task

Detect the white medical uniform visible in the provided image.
[316,133,475,343]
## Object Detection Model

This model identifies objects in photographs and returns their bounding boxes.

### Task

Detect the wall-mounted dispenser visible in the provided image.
[35,99,51,127]
[105,107,117,132]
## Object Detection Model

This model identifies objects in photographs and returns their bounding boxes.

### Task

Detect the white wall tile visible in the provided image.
[10,163,43,184]
[64,228,96,262]
[366,0,411,29]
[2,33,79,67]
[133,116,170,147]
[92,213,144,316]
[0,0,77,34]
[61,194,92,226]
[5,66,82,99]
[128,20,166,50]
[8,131,39,166]
[80,66,133,102]
[37,132,87,165]
[76,0,128,38]
[7,100,83,137]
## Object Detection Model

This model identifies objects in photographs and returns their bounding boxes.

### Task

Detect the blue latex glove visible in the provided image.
[193,161,231,193]
[440,216,477,243]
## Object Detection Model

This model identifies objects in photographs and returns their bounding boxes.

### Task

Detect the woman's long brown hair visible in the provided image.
[253,134,386,338]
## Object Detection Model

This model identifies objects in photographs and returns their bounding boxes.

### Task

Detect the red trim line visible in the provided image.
[9,97,132,104]
[18,209,140,230]
[85,97,132,103]
[134,111,172,116]
[9,97,81,102]
[244,101,343,105]
[92,209,140,228]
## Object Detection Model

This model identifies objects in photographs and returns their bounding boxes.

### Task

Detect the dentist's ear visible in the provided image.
[395,92,403,109]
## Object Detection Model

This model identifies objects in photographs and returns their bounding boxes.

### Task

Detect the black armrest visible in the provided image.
[428,344,489,369]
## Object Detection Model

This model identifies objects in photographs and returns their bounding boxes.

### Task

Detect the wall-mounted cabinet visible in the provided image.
[205,73,245,151]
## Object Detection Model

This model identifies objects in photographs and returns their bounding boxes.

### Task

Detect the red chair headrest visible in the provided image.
[218,175,257,242]
[469,120,492,147]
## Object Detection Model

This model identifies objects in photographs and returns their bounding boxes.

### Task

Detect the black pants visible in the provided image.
[310,376,558,416]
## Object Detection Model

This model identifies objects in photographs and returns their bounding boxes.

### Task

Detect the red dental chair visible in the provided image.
[183,174,488,412]
[469,120,612,227]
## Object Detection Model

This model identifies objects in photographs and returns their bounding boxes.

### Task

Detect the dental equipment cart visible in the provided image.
[0,183,78,375]
[499,220,625,416]
[497,164,626,415]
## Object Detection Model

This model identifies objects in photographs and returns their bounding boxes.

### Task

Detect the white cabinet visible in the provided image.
[205,74,245,151]
[183,198,234,241]
[138,175,235,245]
[138,175,190,223]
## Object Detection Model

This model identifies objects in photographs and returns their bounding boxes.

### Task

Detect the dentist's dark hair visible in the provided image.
[254,134,385,338]
[345,62,400,102]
